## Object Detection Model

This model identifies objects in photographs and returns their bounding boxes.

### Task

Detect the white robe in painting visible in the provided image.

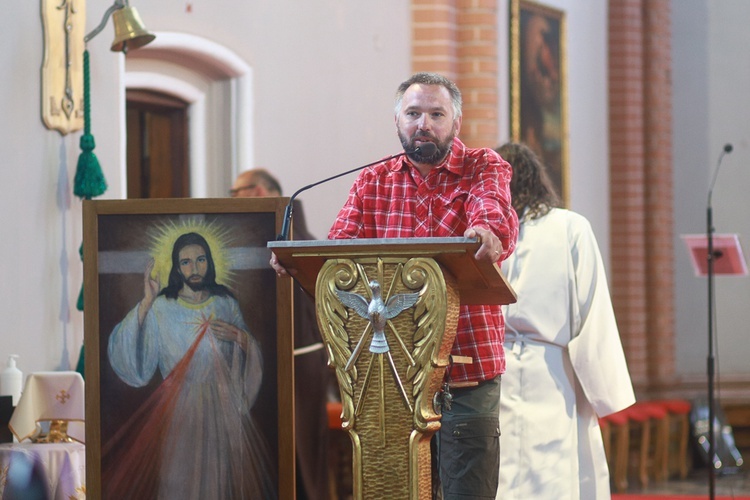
[496,208,635,500]
[107,294,275,499]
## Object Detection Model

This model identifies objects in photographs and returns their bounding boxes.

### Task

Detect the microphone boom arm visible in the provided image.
[276,144,434,241]
[277,152,407,240]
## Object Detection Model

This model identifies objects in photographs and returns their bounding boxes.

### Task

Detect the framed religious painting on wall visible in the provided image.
[83,198,294,499]
[510,0,568,204]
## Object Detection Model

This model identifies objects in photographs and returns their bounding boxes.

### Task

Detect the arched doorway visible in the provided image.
[123,32,253,198]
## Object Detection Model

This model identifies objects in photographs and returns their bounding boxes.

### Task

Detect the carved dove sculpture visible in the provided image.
[336,280,420,354]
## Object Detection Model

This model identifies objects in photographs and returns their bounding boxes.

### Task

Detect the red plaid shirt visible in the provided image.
[329,138,518,384]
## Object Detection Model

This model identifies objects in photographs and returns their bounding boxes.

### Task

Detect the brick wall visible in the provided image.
[412,0,498,148]
[412,0,458,76]
[609,0,675,392]
[412,0,678,396]
[456,0,499,148]
[642,2,675,386]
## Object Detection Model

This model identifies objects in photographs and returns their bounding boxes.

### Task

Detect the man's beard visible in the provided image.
[398,129,455,165]
[182,274,207,292]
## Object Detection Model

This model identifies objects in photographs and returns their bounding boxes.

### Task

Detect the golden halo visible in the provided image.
[147,218,236,290]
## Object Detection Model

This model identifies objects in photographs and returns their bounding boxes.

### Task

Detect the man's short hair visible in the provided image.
[250,168,283,196]
[394,72,463,120]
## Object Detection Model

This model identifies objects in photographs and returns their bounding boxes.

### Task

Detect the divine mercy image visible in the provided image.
[100,219,277,499]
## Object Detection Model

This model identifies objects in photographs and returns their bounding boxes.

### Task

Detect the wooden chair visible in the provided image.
[652,399,692,480]
[600,416,611,466]
[602,409,630,492]
[624,401,669,488]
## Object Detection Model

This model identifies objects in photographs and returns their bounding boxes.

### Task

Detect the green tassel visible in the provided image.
[74,133,107,198]
[77,284,84,312]
[74,50,108,199]
[77,243,84,312]
[75,344,85,380]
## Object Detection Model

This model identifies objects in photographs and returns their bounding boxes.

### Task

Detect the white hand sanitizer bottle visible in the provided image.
[0,355,23,406]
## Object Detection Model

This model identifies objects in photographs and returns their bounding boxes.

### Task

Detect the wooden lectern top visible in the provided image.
[268,237,516,306]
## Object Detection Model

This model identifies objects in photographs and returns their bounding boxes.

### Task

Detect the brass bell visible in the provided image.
[110,6,155,53]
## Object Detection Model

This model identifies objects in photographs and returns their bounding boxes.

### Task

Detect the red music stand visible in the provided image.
[681,232,747,496]
[681,233,748,277]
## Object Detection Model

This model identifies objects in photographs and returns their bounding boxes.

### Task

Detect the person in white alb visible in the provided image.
[495,142,635,499]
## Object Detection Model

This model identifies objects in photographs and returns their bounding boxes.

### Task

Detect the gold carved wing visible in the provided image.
[316,256,458,433]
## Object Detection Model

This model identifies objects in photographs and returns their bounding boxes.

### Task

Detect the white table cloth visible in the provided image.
[0,442,85,499]
[8,371,84,443]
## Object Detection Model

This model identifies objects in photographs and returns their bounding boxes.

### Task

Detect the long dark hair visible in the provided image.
[496,142,561,222]
[159,232,234,299]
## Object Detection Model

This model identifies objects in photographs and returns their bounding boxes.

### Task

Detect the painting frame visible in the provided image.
[510,0,569,205]
[83,197,294,499]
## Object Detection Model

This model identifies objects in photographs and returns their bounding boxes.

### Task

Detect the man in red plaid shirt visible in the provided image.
[272,72,518,499]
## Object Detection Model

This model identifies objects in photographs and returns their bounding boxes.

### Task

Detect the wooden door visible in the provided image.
[126,90,190,198]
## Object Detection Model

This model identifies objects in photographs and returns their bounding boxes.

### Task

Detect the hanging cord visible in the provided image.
[74,50,109,313]
[73,49,107,201]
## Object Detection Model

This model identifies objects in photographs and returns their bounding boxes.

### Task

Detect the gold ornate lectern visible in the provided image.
[268,237,515,500]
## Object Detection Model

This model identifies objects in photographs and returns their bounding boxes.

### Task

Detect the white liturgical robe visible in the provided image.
[497,208,635,500]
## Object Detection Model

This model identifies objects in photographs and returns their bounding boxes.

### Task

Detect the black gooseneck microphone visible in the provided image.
[708,143,733,207]
[276,143,438,241]
[705,142,733,500]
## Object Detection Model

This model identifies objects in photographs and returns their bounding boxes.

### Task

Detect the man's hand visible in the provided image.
[270,252,296,278]
[464,227,503,263]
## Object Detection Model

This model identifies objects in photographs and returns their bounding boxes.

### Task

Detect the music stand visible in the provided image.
[681,233,748,277]
[681,233,747,497]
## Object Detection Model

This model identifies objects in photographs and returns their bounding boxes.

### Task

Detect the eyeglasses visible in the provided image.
[228,184,257,197]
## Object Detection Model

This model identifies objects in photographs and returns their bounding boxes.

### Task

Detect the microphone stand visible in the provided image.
[276,144,435,241]
[706,193,717,500]
[705,144,731,500]
[276,152,406,240]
